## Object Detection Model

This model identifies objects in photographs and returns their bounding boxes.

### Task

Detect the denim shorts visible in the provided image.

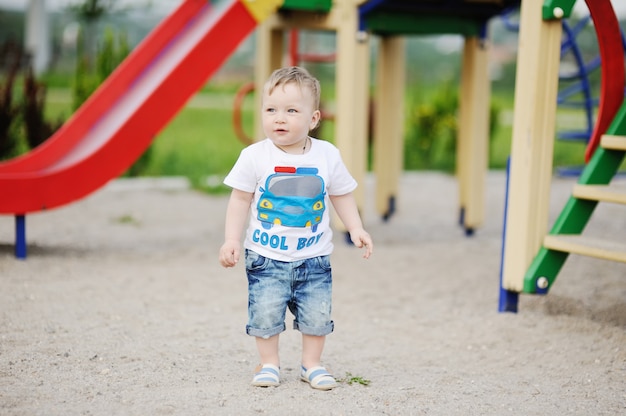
[244,249,334,339]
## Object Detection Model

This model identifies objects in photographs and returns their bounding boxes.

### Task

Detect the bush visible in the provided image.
[0,69,21,160]
[404,82,500,172]
[0,40,61,161]
[72,27,129,110]
[404,83,458,171]
[23,67,63,149]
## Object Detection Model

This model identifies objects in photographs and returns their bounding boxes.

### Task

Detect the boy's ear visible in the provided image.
[310,109,321,130]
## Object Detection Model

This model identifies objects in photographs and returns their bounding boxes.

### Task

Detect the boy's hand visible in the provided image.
[349,228,373,259]
[219,240,241,267]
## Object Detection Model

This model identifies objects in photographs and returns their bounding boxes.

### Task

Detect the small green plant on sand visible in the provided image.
[113,214,140,226]
[339,372,371,386]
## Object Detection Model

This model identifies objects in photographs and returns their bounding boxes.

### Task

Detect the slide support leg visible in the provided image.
[15,215,27,259]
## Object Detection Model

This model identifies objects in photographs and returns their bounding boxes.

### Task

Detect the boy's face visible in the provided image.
[262,82,321,152]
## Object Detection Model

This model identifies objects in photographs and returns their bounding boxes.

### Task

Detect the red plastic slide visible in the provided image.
[584,0,625,162]
[0,0,258,214]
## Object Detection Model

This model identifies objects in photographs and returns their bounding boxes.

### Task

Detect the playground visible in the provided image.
[1,0,626,412]
[1,172,624,414]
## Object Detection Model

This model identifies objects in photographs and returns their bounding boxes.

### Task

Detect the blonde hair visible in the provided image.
[263,66,321,110]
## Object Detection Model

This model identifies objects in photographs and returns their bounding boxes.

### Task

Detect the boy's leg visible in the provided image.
[300,334,337,390]
[301,334,325,369]
[252,335,281,387]
[256,334,280,367]
[296,256,333,370]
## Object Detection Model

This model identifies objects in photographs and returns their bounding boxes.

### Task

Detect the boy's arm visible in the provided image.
[219,188,254,267]
[329,193,373,259]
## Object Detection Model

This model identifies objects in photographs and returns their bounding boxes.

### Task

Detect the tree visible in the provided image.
[68,0,117,64]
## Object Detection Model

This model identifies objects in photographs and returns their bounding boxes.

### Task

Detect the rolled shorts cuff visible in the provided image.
[246,323,286,339]
[293,320,334,336]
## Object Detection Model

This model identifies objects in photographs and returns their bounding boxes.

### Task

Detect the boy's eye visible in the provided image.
[288,109,297,113]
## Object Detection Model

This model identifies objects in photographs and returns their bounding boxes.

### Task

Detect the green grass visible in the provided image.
[146,106,248,183]
[489,106,588,170]
[339,372,371,386]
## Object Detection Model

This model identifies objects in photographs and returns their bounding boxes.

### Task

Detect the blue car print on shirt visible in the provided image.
[257,166,326,232]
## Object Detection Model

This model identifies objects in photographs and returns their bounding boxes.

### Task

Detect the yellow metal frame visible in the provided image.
[457,36,490,231]
[502,0,562,291]
[373,36,406,218]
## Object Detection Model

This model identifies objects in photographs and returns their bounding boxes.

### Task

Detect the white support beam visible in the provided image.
[502,0,563,292]
[457,36,490,231]
[25,0,51,74]
[374,36,405,219]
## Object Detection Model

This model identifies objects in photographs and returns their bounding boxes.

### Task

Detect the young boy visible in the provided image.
[219,66,373,390]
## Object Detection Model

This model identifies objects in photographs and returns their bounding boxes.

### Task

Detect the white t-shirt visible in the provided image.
[224,137,357,262]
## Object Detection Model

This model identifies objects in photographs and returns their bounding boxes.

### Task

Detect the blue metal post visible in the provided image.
[498,157,519,312]
[15,215,27,259]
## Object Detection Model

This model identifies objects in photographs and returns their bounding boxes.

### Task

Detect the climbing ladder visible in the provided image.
[498,0,624,313]
[523,101,626,294]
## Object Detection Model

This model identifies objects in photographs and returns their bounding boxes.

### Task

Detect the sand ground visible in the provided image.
[1,172,625,415]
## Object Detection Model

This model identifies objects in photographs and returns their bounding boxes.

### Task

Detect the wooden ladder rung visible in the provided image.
[544,234,626,263]
[573,183,626,204]
[600,134,626,150]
